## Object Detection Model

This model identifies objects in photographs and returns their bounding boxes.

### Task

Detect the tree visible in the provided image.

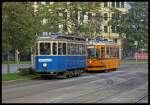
[111,2,148,57]
[2,2,41,54]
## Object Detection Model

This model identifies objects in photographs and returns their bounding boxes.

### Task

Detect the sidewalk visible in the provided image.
[2,64,31,74]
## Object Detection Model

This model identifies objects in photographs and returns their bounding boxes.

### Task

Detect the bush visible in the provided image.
[18,67,36,76]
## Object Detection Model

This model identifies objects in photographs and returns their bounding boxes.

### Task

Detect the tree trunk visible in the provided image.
[7,51,10,74]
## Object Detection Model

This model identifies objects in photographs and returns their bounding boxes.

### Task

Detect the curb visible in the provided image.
[2,75,41,84]
[2,78,32,84]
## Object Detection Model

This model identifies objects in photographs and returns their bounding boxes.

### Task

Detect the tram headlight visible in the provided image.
[43,63,47,67]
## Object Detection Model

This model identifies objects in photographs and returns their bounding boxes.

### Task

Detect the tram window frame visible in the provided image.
[87,48,96,58]
[63,43,66,55]
[96,48,100,58]
[70,43,74,55]
[81,44,83,55]
[52,42,57,55]
[39,42,51,55]
[113,48,117,57]
[109,47,113,57]
[106,47,110,58]
[116,48,119,57]
[79,44,82,55]
[101,47,105,58]
[82,44,85,55]
[77,44,80,55]
[58,42,63,55]
[67,43,71,55]
[74,44,78,55]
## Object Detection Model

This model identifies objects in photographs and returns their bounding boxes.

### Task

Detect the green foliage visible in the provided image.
[2,2,39,55]
[111,2,148,53]
[2,72,34,81]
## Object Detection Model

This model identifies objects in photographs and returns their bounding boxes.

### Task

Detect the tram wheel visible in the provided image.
[62,72,68,79]
[74,70,78,77]
[67,71,72,78]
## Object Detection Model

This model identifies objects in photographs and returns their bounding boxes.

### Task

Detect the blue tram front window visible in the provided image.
[40,43,51,55]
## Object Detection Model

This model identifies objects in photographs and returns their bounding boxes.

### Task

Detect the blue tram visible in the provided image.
[31,34,87,78]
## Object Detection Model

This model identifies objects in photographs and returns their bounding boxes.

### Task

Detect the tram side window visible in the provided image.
[116,48,119,57]
[77,44,80,55]
[73,44,76,55]
[63,43,66,55]
[79,44,82,55]
[82,44,86,55]
[80,44,83,55]
[96,49,100,58]
[58,43,63,55]
[53,42,57,55]
[101,47,105,58]
[113,48,116,57]
[40,43,51,55]
[74,44,77,55]
[110,48,113,57]
[106,47,109,58]
[81,44,85,55]
[67,43,71,55]
[71,43,74,55]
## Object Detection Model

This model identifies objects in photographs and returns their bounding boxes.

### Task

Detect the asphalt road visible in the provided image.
[2,64,148,103]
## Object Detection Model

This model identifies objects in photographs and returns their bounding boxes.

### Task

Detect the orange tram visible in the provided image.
[85,39,121,72]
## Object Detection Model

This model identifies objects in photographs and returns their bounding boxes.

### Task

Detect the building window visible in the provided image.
[112,13,120,19]
[116,2,120,8]
[113,38,117,43]
[104,26,108,33]
[88,13,92,20]
[36,2,41,5]
[104,2,108,7]
[111,26,116,33]
[46,2,49,4]
[116,13,120,19]
[111,2,115,7]
[112,13,115,19]
[121,2,124,8]
[104,13,108,20]
[80,12,84,21]
[116,26,119,33]
[96,12,100,20]
[96,28,99,33]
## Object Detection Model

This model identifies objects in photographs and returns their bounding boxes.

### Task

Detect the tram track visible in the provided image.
[135,92,148,103]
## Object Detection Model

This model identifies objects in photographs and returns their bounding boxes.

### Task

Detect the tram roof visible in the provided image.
[37,34,86,42]
[87,40,118,46]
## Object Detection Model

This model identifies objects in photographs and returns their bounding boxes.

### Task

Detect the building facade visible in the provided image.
[33,2,127,45]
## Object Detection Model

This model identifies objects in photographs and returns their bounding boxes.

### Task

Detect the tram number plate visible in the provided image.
[88,46,94,48]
